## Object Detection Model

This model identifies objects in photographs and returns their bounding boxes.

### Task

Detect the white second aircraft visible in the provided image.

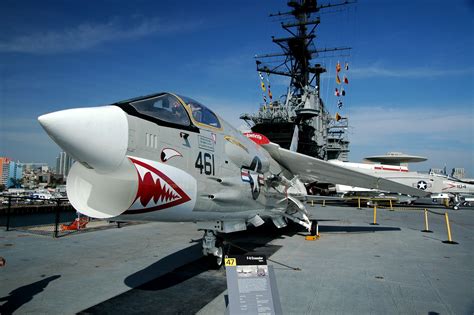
[329,160,474,209]
[38,92,429,267]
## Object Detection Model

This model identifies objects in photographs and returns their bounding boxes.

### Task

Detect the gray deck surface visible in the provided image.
[0,205,473,314]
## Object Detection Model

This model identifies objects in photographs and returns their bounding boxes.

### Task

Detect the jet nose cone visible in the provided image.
[38,106,129,172]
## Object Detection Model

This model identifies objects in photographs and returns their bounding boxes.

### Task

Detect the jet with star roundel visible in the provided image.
[38,92,430,268]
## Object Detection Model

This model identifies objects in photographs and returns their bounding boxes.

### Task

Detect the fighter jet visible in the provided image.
[329,160,474,209]
[38,92,429,267]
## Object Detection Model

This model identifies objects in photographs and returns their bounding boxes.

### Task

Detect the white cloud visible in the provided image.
[347,105,474,175]
[0,17,200,54]
[348,105,473,145]
[350,65,474,79]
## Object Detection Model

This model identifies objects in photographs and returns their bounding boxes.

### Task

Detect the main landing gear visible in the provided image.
[450,195,462,210]
[310,220,319,236]
[201,230,225,269]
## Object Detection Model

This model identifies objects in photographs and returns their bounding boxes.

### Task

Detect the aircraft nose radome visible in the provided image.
[38,106,129,173]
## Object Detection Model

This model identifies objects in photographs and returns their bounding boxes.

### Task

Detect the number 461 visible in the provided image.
[195,152,215,176]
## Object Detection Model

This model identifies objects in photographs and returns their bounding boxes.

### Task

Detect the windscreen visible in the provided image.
[130,94,190,126]
[178,95,221,128]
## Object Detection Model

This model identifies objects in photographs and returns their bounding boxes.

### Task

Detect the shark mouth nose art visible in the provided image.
[127,157,192,213]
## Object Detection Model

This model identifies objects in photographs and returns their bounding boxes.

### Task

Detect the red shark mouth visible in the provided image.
[125,157,191,214]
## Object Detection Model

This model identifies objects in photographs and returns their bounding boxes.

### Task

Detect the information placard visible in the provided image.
[225,255,281,315]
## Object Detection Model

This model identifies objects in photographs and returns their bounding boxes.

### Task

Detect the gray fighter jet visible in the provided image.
[38,92,429,267]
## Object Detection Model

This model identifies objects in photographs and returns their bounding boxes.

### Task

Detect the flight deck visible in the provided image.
[1,205,473,314]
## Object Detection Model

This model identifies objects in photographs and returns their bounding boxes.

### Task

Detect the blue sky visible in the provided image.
[0,0,473,176]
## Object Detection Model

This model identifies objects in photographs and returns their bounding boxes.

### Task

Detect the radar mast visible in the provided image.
[241,0,354,161]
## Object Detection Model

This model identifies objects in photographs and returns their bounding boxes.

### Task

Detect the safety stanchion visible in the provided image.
[421,208,432,233]
[370,205,379,225]
[357,198,361,209]
[442,212,458,244]
[311,199,314,207]
[322,200,326,207]
[444,198,449,208]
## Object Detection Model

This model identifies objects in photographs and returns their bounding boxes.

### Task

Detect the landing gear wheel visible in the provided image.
[201,230,226,269]
[215,244,224,268]
[206,242,224,269]
[310,220,318,236]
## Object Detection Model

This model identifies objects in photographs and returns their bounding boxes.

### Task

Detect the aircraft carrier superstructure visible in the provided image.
[240,0,353,161]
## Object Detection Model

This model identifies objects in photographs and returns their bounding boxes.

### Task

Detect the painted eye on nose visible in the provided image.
[161,148,182,162]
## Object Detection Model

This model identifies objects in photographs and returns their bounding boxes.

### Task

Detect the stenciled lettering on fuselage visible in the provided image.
[125,157,196,214]
[198,135,215,152]
[241,156,265,200]
[442,181,468,191]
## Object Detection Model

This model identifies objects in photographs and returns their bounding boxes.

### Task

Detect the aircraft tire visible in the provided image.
[310,220,318,236]
[207,243,224,270]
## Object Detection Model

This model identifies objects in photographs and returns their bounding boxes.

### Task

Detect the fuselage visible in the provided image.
[39,92,292,223]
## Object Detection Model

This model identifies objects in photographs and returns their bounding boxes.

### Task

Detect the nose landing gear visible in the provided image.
[201,230,225,269]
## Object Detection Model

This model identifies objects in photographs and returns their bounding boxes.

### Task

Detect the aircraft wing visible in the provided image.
[262,143,430,198]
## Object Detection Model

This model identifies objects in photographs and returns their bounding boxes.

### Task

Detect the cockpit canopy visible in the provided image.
[123,93,221,129]
[179,95,221,128]
[130,94,190,126]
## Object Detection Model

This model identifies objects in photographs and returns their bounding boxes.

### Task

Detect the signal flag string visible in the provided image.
[258,71,267,106]
[266,73,273,104]
[334,60,350,111]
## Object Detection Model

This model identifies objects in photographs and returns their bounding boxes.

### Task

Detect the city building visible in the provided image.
[0,157,24,188]
[452,168,465,179]
[56,151,73,177]
[7,161,23,188]
[0,157,11,187]
[430,168,445,175]
[22,163,49,172]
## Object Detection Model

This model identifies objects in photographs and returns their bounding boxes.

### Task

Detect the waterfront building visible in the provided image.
[0,157,24,188]
[430,168,445,175]
[0,157,11,187]
[56,151,73,177]
[452,168,465,179]
[7,161,23,188]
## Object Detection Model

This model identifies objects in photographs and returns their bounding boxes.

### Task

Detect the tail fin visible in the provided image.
[289,125,299,152]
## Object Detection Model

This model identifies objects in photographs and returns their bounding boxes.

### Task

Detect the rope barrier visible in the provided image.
[418,209,458,244]
[225,241,301,271]
[425,209,446,216]
[377,206,426,211]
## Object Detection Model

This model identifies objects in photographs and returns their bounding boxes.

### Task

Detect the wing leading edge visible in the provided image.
[262,143,430,198]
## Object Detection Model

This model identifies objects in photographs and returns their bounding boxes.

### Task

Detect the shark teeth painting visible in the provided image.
[127,157,191,213]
